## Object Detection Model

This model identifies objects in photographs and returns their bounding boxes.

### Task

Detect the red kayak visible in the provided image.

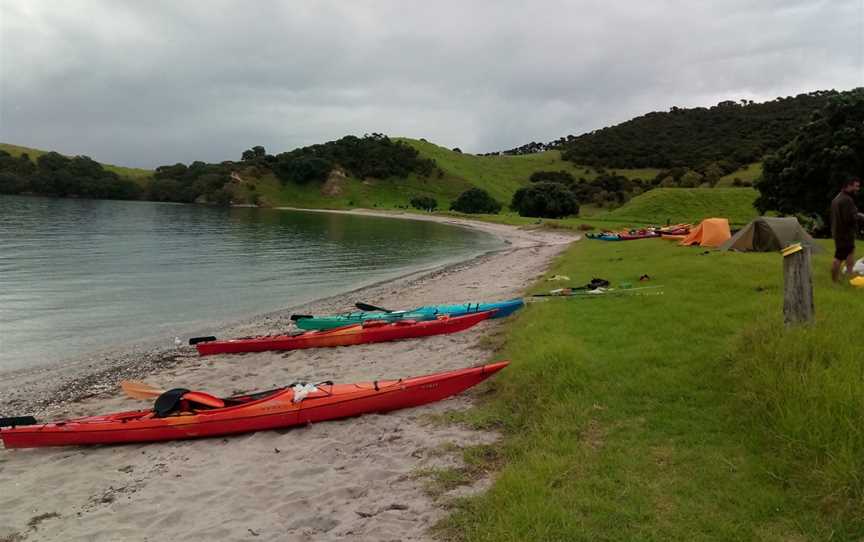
[0,362,509,448]
[195,310,495,356]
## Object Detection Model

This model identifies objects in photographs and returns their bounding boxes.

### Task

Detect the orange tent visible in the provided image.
[679,218,731,247]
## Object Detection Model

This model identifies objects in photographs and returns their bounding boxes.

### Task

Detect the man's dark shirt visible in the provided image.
[831,191,858,245]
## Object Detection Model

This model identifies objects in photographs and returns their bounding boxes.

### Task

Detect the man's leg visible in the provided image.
[832,258,843,282]
[833,242,851,282]
[846,249,856,276]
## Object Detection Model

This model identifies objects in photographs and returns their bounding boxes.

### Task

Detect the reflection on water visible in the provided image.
[0,196,501,371]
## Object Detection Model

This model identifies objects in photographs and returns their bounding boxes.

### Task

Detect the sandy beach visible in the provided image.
[0,210,574,542]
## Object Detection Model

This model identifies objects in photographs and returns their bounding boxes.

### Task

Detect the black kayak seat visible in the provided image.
[154,388,191,418]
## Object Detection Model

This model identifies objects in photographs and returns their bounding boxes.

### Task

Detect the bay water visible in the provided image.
[0,196,501,371]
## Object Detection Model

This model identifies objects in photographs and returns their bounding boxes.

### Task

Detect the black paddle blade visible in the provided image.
[0,416,37,428]
[290,314,313,321]
[355,302,391,313]
[188,336,217,345]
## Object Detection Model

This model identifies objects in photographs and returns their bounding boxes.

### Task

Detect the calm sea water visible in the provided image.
[0,196,501,371]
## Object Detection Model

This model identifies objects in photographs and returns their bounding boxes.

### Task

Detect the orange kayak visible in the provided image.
[195,310,495,356]
[0,362,509,448]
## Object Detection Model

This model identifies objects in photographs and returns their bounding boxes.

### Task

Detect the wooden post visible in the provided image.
[782,243,814,326]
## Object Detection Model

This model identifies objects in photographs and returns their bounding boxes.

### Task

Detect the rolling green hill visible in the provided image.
[234,139,660,210]
[598,187,759,226]
[399,138,659,203]
[1,139,757,225]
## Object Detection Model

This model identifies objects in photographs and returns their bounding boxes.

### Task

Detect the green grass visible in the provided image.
[718,162,763,187]
[442,187,761,232]
[437,237,859,540]
[731,247,864,528]
[0,142,153,179]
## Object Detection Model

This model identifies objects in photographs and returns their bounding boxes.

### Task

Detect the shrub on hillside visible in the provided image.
[570,173,645,208]
[511,182,579,218]
[450,188,501,214]
[272,134,437,185]
[529,170,575,185]
[274,156,332,184]
[410,196,438,211]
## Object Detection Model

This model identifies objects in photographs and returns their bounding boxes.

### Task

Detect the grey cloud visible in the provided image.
[0,0,860,168]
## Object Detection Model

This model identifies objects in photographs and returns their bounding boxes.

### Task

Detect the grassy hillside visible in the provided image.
[597,188,759,226]
[239,139,660,210]
[0,142,153,179]
[718,162,763,187]
[399,138,660,205]
[238,170,473,209]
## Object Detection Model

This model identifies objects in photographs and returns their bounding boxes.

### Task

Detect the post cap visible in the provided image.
[781,243,803,257]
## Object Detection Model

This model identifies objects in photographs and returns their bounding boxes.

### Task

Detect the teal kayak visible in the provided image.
[293,298,524,331]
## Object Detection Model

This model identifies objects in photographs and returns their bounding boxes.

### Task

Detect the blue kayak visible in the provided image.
[294,298,524,330]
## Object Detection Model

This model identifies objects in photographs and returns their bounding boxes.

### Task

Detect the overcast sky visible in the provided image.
[1,0,862,168]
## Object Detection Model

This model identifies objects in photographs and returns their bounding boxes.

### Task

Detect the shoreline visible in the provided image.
[0,210,576,542]
[0,209,566,416]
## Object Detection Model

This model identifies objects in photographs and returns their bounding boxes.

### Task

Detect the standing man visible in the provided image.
[830,177,864,282]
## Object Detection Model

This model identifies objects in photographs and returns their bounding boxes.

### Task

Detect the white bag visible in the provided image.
[292,383,319,403]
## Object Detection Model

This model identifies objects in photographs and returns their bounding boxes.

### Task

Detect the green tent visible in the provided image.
[719,217,821,252]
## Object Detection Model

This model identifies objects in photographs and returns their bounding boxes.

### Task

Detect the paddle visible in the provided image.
[188,336,217,345]
[121,380,163,399]
[355,302,392,313]
[532,285,664,298]
[120,381,225,408]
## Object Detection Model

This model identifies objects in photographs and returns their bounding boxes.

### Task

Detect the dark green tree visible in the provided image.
[449,188,501,214]
[0,172,29,194]
[36,151,71,172]
[511,182,579,218]
[557,91,837,169]
[755,89,864,221]
[409,196,438,211]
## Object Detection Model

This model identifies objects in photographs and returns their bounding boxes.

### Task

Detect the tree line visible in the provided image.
[0,134,439,205]
[496,91,837,172]
[0,151,142,199]
[240,134,437,185]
